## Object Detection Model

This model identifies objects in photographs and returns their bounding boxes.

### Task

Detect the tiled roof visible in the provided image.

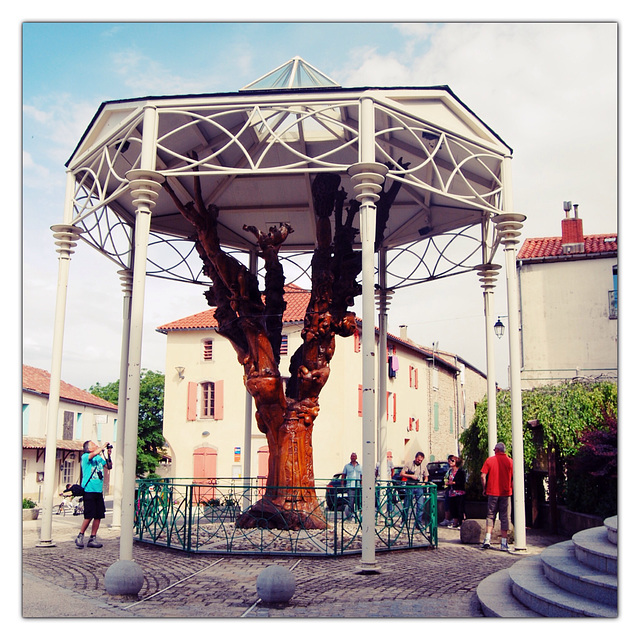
[156,283,311,333]
[22,365,118,411]
[22,437,85,451]
[518,234,617,260]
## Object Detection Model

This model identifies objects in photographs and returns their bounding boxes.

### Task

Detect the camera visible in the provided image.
[106,443,113,450]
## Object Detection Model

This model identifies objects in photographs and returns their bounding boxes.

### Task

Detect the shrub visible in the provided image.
[23,498,36,509]
[461,380,617,516]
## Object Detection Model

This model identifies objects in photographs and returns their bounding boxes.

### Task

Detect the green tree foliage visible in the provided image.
[89,369,165,476]
[460,380,617,514]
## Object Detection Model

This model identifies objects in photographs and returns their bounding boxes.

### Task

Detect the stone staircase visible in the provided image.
[477,516,617,617]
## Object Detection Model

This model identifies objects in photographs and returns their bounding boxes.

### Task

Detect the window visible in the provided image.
[62,411,74,440]
[62,460,74,485]
[407,417,419,432]
[280,334,289,356]
[203,339,213,360]
[609,265,618,319]
[202,382,215,418]
[386,392,397,422]
[22,405,29,436]
[409,365,419,389]
[187,381,224,420]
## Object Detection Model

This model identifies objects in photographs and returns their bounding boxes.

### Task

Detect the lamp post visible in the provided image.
[494,316,507,339]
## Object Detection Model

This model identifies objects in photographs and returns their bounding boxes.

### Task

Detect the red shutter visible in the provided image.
[416,419,420,432]
[354,330,361,352]
[358,385,363,417]
[187,382,197,421]
[214,380,224,420]
[414,369,418,389]
[409,366,413,388]
[408,417,413,431]
[393,393,397,422]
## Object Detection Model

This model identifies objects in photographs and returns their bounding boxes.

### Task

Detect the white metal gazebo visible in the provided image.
[39,58,526,589]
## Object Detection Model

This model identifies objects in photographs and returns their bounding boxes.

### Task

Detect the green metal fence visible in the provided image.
[134,478,438,556]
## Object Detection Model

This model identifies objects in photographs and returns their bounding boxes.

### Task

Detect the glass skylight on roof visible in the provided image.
[241,56,340,91]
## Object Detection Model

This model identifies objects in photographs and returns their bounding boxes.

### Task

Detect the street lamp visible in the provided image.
[494,316,507,339]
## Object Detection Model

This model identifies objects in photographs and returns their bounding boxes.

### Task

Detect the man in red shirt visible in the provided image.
[480,442,513,551]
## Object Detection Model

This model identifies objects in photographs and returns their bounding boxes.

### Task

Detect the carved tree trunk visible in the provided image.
[164,165,362,529]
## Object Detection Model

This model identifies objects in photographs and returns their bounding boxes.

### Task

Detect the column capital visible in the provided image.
[125,170,164,211]
[347,162,389,203]
[51,224,84,258]
[374,287,394,313]
[474,263,502,291]
[492,213,527,248]
[117,269,133,296]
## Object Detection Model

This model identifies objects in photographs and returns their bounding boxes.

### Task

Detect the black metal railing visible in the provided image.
[134,477,438,556]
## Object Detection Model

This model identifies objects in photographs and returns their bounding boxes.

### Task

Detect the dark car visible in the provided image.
[427,461,450,488]
[325,473,348,510]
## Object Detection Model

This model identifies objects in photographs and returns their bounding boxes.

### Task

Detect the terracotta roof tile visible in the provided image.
[156,283,311,333]
[22,365,118,410]
[518,234,617,260]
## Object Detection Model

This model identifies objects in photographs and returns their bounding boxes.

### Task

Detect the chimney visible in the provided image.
[399,325,408,341]
[561,201,585,255]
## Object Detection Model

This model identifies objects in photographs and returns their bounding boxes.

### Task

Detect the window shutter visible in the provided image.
[414,368,418,389]
[409,365,413,388]
[354,330,361,353]
[280,334,288,356]
[203,339,213,360]
[187,382,198,421]
[357,385,363,417]
[416,419,420,432]
[214,380,224,420]
[393,393,397,422]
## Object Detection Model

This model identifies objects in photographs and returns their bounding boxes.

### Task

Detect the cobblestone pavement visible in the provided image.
[22,515,569,619]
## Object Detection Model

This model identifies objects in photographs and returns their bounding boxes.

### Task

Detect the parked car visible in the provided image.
[325,473,348,510]
[427,461,450,488]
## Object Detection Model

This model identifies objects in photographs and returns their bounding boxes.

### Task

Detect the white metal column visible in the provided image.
[376,248,392,481]
[475,262,501,454]
[105,106,163,595]
[243,250,258,511]
[110,269,133,530]
[493,175,527,550]
[348,94,388,573]
[37,171,82,547]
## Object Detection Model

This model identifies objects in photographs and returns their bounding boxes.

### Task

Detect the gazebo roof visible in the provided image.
[64,58,512,287]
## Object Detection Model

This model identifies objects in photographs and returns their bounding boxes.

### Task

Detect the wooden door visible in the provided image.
[193,447,217,503]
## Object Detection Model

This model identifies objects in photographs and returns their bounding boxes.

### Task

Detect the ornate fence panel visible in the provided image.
[134,478,437,556]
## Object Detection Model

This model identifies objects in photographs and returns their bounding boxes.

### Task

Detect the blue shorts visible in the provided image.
[83,492,106,520]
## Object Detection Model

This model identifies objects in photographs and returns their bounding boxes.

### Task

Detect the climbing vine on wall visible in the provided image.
[460,380,617,513]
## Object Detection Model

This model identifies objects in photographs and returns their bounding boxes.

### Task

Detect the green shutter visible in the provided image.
[434,402,439,431]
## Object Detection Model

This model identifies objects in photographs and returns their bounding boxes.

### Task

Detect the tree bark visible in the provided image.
[163,166,361,529]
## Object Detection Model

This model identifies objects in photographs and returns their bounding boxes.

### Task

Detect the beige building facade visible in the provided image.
[517,207,617,389]
[157,285,488,485]
[22,365,118,502]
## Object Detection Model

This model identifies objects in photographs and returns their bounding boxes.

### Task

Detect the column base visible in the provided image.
[104,559,144,596]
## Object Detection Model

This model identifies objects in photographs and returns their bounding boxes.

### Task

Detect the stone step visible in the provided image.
[573,526,617,575]
[476,568,542,617]
[541,540,618,607]
[604,516,617,546]
[509,555,617,617]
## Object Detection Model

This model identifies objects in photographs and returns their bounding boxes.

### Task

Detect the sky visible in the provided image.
[19,17,625,394]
